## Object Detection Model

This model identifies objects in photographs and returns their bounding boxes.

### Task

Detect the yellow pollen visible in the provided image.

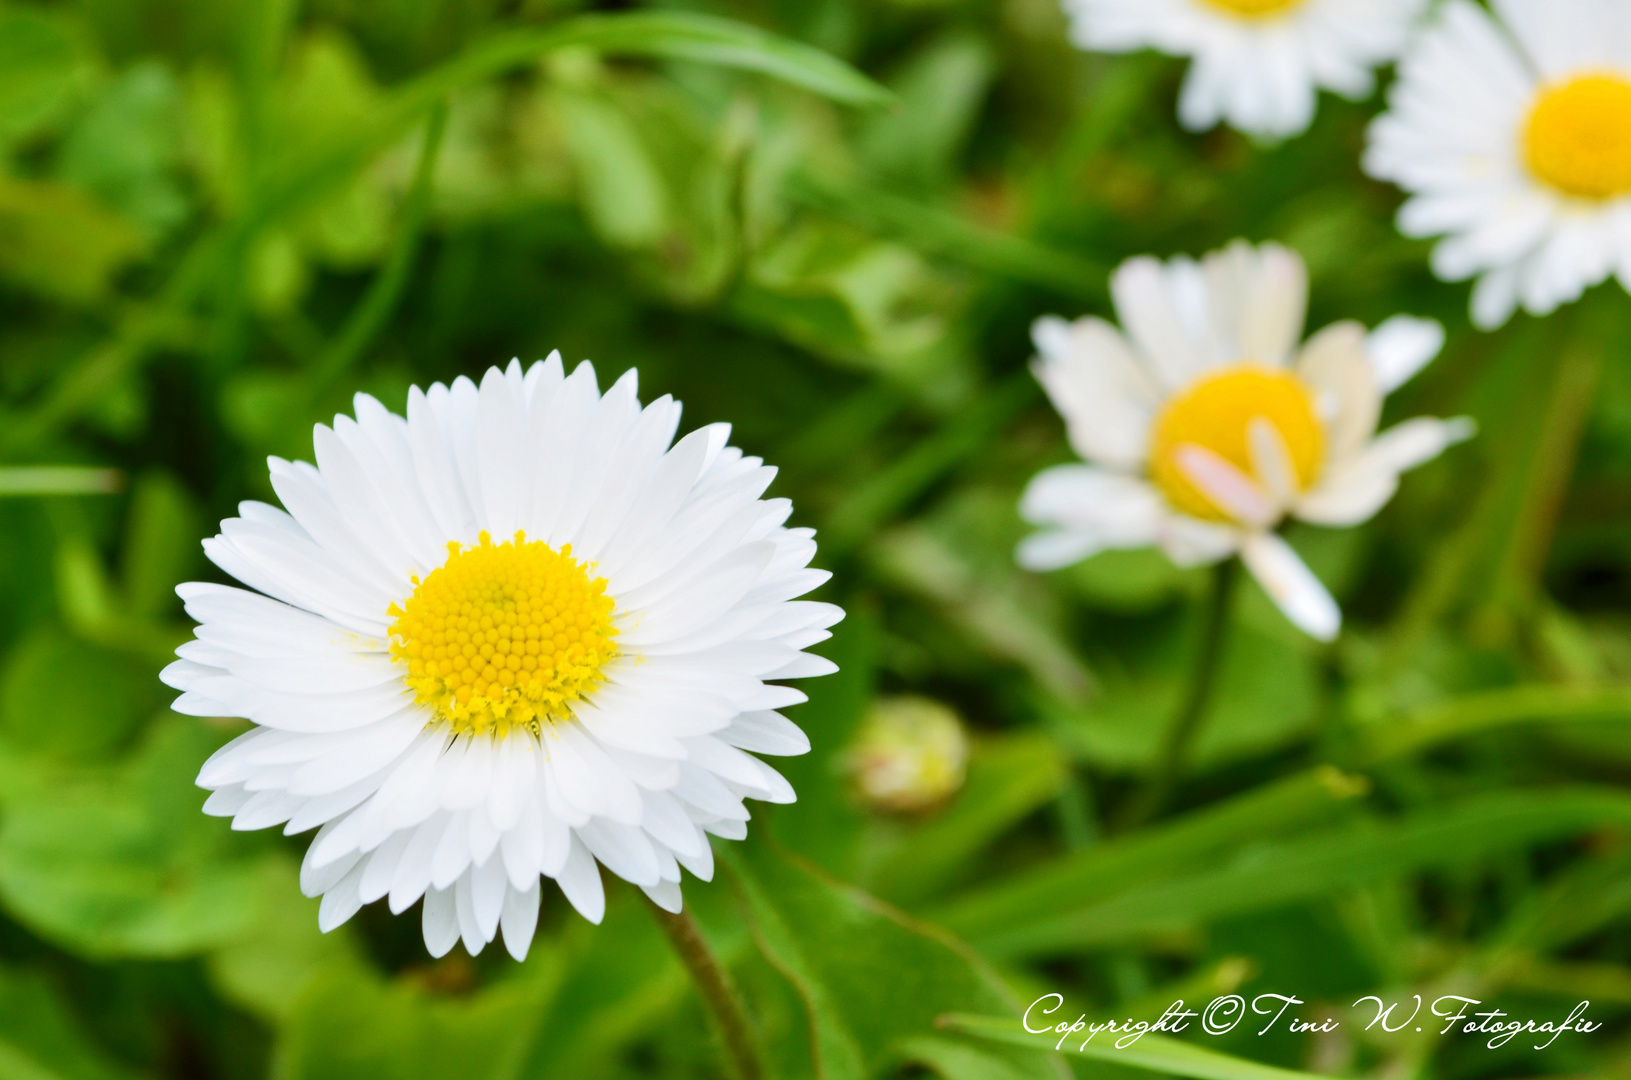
[1525,74,1631,200]
[1150,366,1324,522]
[1198,0,1305,18]
[388,531,617,739]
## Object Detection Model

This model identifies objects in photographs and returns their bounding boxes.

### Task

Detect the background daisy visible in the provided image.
[1062,0,1428,138]
[1018,241,1472,640]
[1367,0,1631,328]
[163,357,843,960]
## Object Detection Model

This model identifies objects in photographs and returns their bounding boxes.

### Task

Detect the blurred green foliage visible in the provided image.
[0,0,1629,1078]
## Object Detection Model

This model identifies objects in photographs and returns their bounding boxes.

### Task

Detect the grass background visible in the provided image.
[0,0,1629,1078]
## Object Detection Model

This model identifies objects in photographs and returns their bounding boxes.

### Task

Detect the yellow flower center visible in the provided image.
[1150,366,1324,522]
[1524,74,1631,200]
[1198,0,1306,18]
[388,531,618,739]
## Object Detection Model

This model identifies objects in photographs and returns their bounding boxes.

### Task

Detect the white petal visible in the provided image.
[1366,316,1445,393]
[422,884,459,958]
[641,879,684,913]
[500,881,542,961]
[1175,445,1276,528]
[1239,532,1341,641]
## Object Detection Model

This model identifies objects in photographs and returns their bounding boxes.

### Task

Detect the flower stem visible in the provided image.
[645,898,764,1080]
[1118,557,1239,830]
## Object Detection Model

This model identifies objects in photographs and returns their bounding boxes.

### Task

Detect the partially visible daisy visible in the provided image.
[1018,241,1472,640]
[1062,0,1428,138]
[1367,0,1631,329]
[162,356,842,960]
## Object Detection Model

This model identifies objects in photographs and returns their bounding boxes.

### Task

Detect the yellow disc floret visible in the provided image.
[388,531,618,739]
[1150,366,1324,522]
[1199,0,1305,18]
[1525,74,1631,200]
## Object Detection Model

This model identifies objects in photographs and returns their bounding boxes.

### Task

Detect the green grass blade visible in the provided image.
[932,767,1367,943]
[940,1014,1327,1080]
[970,786,1631,957]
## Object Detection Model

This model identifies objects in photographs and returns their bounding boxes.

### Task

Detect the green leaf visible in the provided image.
[427,13,894,111]
[932,767,1366,948]
[969,786,1631,956]
[0,965,140,1080]
[857,30,994,189]
[1363,683,1631,762]
[0,8,81,148]
[119,470,201,620]
[0,717,272,959]
[205,857,370,1024]
[726,840,1061,1080]
[1050,612,1322,773]
[273,964,557,1080]
[250,12,890,235]
[552,89,671,248]
[0,627,159,763]
[506,889,689,1078]
[941,1014,1327,1080]
[58,60,189,238]
[862,734,1069,907]
[0,177,146,304]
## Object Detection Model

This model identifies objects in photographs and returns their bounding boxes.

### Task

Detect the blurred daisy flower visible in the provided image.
[1017,241,1472,641]
[1061,0,1427,138]
[163,356,842,960]
[1367,0,1631,329]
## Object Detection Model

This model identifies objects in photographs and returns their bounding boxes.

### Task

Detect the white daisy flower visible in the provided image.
[1018,241,1473,640]
[1366,0,1631,329]
[1061,0,1427,138]
[161,356,842,960]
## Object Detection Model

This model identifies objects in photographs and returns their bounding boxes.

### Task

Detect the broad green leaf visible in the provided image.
[552,89,671,248]
[0,965,139,1080]
[274,964,557,1080]
[933,767,1366,946]
[506,890,688,1079]
[58,60,189,237]
[942,1014,1326,1080]
[0,8,81,148]
[0,178,146,304]
[726,841,1062,1080]
[0,627,160,763]
[205,857,370,1024]
[972,787,1631,956]
[0,717,272,958]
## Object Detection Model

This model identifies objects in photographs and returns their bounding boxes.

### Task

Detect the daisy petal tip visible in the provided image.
[1443,416,1478,445]
[641,880,684,914]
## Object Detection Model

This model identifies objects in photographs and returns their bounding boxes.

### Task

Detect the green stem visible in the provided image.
[1119,558,1239,829]
[645,899,764,1080]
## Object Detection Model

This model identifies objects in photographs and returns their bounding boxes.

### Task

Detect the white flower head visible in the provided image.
[163,355,843,960]
[1367,0,1631,329]
[1062,0,1428,138]
[1018,241,1473,640]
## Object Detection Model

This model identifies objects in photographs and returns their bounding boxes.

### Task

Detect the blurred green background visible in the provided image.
[1,0,1630,1078]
